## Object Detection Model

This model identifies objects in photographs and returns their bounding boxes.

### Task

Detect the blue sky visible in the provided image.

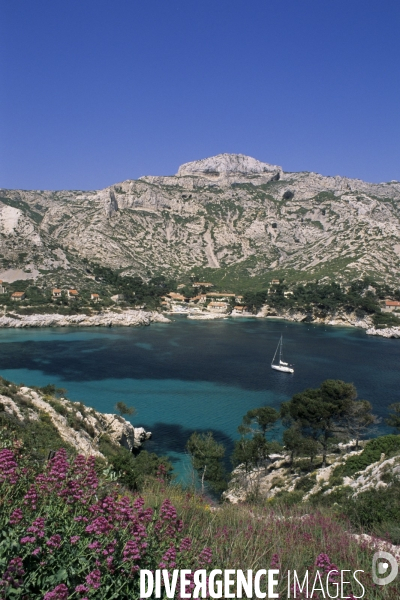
[1,0,399,189]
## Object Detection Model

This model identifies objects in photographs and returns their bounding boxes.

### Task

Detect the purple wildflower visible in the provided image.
[86,569,101,590]
[43,583,69,600]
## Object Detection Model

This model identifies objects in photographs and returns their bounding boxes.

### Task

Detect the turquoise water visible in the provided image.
[1,317,399,479]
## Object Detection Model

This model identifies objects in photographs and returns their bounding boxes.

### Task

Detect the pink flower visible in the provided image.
[123,540,141,562]
[46,534,62,549]
[0,557,25,590]
[9,508,23,525]
[20,536,36,544]
[75,584,89,593]
[198,547,212,566]
[0,449,18,484]
[86,569,101,590]
[270,553,280,569]
[27,516,45,538]
[43,583,68,600]
[43,583,69,600]
[70,535,80,544]
[159,545,177,569]
[180,537,192,552]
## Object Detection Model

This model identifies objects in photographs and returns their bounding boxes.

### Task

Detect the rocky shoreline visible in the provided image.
[1,385,151,459]
[365,326,400,338]
[258,305,373,328]
[256,305,400,338]
[0,306,399,338]
[0,309,170,328]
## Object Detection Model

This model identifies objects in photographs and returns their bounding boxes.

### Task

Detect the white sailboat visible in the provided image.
[271,335,294,373]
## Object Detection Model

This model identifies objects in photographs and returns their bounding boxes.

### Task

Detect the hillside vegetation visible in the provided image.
[1,378,400,597]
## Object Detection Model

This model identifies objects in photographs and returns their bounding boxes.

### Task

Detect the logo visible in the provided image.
[372,551,398,586]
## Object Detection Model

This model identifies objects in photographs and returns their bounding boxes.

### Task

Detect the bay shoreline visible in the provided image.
[0,306,399,338]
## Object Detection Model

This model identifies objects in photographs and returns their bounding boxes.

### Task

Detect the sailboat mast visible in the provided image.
[279,335,283,362]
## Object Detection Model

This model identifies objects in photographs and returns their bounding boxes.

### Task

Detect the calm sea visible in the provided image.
[1,317,399,479]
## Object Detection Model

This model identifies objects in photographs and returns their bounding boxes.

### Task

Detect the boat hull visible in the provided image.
[271,364,294,374]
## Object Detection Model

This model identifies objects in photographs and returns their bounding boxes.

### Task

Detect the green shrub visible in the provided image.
[48,399,68,416]
[98,437,172,491]
[344,481,400,527]
[332,435,400,479]
[294,473,316,492]
[268,489,304,506]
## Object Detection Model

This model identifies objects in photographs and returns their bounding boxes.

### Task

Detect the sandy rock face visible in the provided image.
[0,310,170,329]
[102,414,152,452]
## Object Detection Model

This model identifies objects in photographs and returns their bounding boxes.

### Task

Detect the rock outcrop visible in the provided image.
[366,326,400,338]
[257,305,373,329]
[0,310,170,329]
[101,414,151,452]
[177,153,282,177]
[0,386,151,460]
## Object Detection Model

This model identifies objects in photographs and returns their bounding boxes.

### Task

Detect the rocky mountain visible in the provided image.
[1,153,400,286]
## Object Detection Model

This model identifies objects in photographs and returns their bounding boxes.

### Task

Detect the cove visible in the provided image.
[0,317,399,480]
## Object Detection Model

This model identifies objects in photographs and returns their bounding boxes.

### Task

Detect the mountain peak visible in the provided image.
[177,153,281,176]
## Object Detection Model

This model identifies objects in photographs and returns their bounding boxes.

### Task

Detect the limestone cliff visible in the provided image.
[1,153,400,285]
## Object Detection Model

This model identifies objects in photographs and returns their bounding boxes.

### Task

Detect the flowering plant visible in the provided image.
[0,448,207,599]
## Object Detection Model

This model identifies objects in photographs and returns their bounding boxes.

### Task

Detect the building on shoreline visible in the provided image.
[11,292,26,301]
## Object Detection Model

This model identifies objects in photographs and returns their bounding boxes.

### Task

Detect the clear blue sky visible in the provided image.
[1,0,399,190]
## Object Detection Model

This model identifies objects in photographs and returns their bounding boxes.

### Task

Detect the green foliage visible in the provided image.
[386,403,400,432]
[36,383,67,398]
[46,399,67,415]
[281,379,358,464]
[98,436,172,491]
[231,434,281,472]
[0,409,74,464]
[90,264,176,309]
[240,406,279,438]
[344,480,400,528]
[372,311,400,328]
[332,435,400,479]
[282,425,305,463]
[294,473,316,492]
[115,401,136,418]
[242,290,268,312]
[186,432,227,494]
[268,489,304,506]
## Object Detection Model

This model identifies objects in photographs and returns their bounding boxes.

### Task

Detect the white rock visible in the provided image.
[177,153,281,176]
[0,310,170,329]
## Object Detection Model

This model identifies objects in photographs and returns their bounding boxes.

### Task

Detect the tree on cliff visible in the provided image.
[186,432,227,495]
[239,406,279,440]
[115,402,136,418]
[281,379,359,467]
[386,403,400,433]
[340,399,379,449]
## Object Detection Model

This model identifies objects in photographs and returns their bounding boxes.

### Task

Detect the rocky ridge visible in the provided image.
[0,386,151,459]
[0,309,170,329]
[1,153,400,286]
[225,443,400,505]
